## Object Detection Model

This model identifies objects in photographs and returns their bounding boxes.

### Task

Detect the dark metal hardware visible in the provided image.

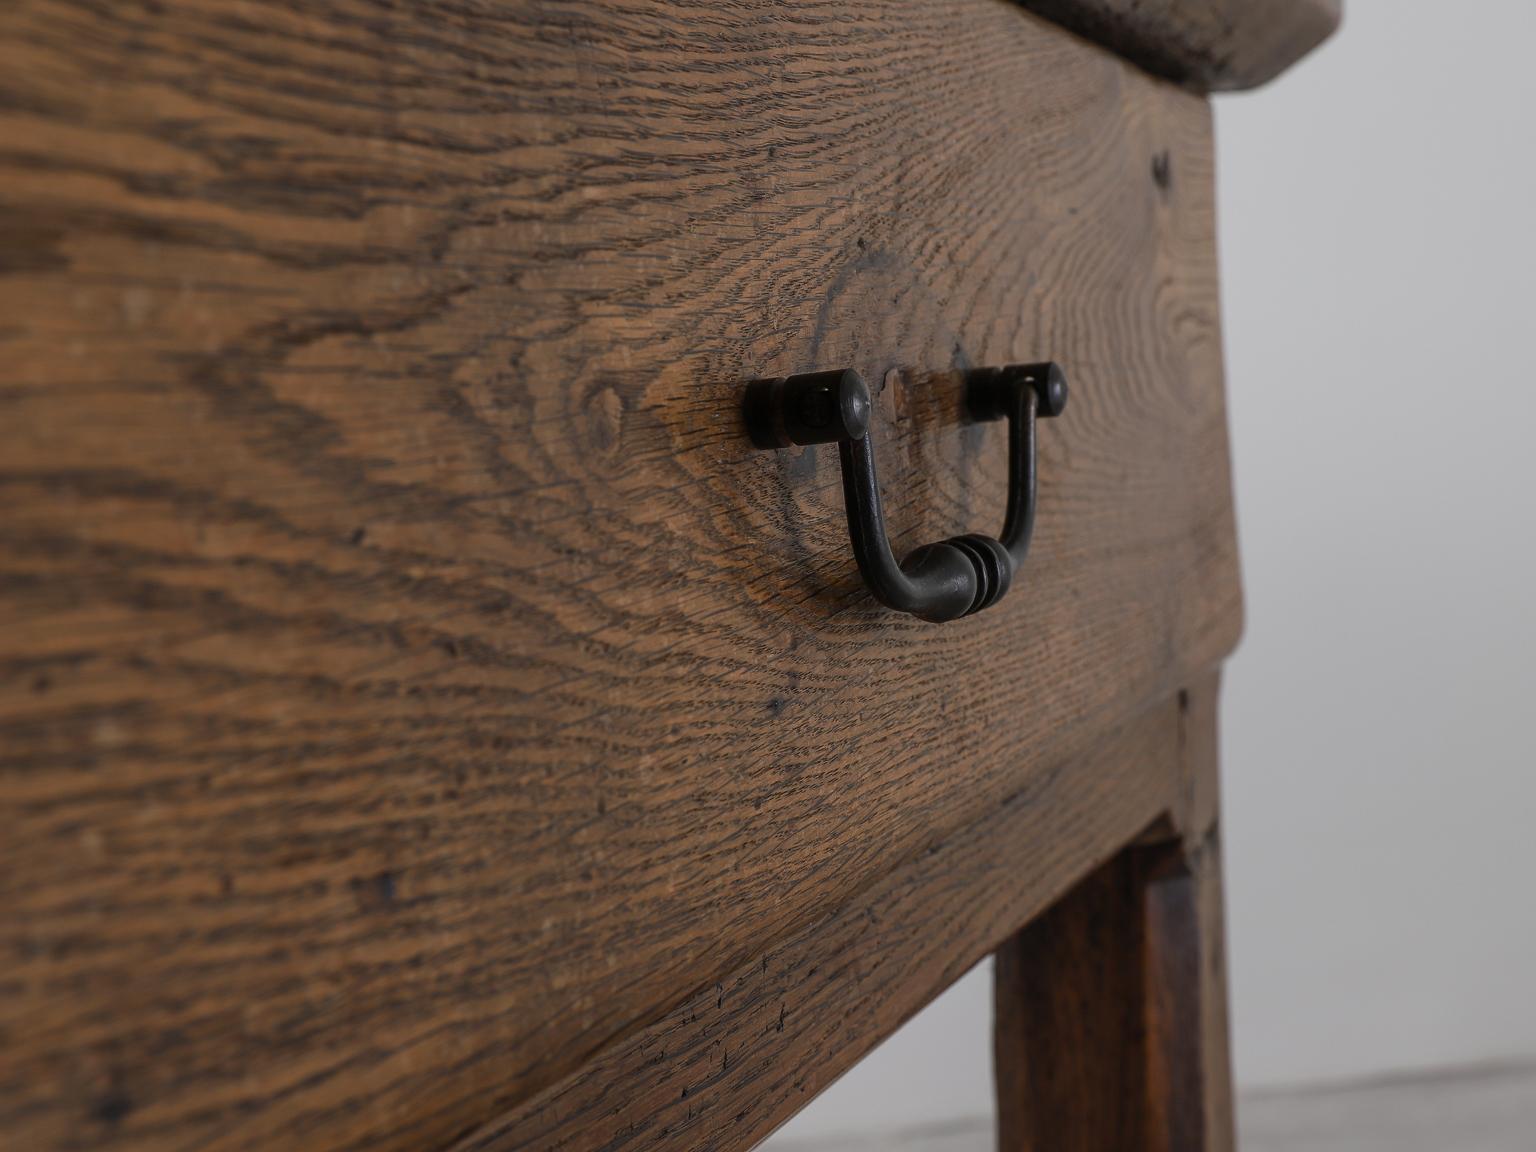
[744,363,1068,623]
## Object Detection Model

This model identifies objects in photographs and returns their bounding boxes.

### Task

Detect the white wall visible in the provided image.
[770,1,1536,1142]
[1217,0,1536,1088]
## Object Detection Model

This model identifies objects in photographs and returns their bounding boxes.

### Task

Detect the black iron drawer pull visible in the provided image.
[744,364,1067,623]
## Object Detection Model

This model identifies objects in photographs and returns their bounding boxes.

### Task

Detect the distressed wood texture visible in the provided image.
[994,673,1234,1152]
[1019,0,1342,90]
[453,688,1194,1151]
[0,2,1241,1150]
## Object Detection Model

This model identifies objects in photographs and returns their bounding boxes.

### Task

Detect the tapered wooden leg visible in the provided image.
[994,677,1234,1152]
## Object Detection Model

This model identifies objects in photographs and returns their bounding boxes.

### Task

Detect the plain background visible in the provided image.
[769,0,1536,1142]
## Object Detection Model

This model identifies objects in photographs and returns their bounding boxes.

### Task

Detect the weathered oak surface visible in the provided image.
[1019,0,1342,90]
[455,689,1192,1152]
[1,2,1240,1149]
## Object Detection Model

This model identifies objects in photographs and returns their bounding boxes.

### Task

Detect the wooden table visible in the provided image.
[0,2,1338,1148]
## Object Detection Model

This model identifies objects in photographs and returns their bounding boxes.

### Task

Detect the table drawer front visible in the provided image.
[0,2,1237,1148]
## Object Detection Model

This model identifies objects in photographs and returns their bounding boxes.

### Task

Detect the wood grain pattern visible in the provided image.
[0,2,1240,1149]
[1174,673,1237,1152]
[453,688,1192,1152]
[994,673,1233,1152]
[1019,0,1342,90]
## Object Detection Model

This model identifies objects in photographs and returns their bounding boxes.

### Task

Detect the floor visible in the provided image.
[766,1060,1536,1151]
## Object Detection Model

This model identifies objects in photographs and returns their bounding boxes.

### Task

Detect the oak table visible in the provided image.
[0,1,1338,1148]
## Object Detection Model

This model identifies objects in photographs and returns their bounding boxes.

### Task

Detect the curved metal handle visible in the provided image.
[744,364,1067,623]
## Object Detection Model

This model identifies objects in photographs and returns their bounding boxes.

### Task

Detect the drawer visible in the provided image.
[0,1,1239,1150]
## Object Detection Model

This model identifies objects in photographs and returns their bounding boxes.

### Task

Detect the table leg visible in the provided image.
[994,676,1235,1151]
